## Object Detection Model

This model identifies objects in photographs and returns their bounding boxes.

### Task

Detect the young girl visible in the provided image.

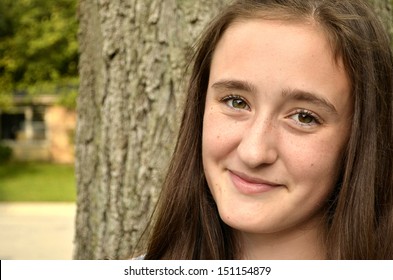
[143,0,393,259]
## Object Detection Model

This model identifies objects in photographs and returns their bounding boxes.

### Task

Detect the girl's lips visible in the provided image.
[229,170,283,194]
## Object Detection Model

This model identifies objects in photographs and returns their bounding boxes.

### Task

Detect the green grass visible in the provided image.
[0,162,76,202]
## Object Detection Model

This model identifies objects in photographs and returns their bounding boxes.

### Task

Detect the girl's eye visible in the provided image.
[221,96,250,110]
[290,110,321,127]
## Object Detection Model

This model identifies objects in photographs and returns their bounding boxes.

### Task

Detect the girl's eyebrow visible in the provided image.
[282,88,338,115]
[211,79,257,93]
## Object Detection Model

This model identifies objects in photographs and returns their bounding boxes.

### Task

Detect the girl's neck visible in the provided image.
[237,217,327,260]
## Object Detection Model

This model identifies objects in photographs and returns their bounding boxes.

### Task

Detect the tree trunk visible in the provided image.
[74,0,229,260]
[369,0,393,42]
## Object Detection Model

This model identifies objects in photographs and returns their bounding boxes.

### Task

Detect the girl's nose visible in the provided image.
[236,117,278,169]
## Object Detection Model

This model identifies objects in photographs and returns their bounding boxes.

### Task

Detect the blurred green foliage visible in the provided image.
[0,0,78,110]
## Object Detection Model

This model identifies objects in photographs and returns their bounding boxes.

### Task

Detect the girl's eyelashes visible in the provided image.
[220,95,251,111]
[289,109,323,127]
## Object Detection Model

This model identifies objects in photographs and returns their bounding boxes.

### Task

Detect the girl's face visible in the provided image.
[202,20,352,236]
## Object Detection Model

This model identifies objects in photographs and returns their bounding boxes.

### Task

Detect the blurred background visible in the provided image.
[0,0,78,259]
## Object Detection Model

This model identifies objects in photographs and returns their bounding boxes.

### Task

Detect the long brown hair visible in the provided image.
[144,0,393,259]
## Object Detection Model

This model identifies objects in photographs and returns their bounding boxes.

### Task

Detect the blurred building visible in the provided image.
[0,93,76,163]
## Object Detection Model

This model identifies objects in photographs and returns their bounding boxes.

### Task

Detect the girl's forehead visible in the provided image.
[212,19,343,73]
[212,18,349,83]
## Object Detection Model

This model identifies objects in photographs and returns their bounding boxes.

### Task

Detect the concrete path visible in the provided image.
[0,202,76,260]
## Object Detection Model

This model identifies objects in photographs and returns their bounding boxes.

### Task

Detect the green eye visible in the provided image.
[231,99,248,109]
[221,95,250,110]
[289,110,321,127]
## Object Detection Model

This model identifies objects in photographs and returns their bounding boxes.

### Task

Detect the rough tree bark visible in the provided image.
[75,0,392,260]
[369,0,393,42]
[75,0,229,260]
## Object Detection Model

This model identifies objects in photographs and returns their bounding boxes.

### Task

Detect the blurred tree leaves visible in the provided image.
[0,0,78,109]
